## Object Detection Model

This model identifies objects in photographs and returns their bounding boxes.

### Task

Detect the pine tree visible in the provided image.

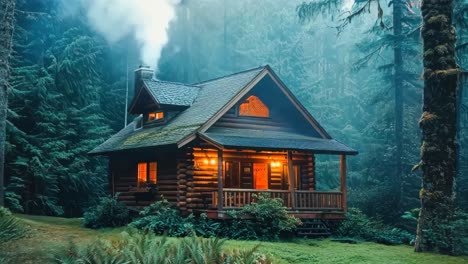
[6,0,125,215]
[415,1,458,254]
[0,0,16,207]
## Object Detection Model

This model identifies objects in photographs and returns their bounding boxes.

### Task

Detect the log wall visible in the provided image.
[109,149,178,208]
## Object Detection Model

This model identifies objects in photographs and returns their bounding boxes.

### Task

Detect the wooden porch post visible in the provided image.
[287,151,296,209]
[340,155,347,212]
[217,149,223,211]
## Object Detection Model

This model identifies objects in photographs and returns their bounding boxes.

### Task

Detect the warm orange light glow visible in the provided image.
[239,95,269,118]
[203,159,209,165]
[138,163,147,187]
[270,161,282,168]
[210,159,217,165]
[149,162,157,183]
[254,163,268,190]
[149,111,164,121]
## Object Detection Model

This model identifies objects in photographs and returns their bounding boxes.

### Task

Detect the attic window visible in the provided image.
[239,95,269,118]
[148,111,164,121]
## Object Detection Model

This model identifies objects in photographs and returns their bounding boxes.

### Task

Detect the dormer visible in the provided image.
[128,66,200,128]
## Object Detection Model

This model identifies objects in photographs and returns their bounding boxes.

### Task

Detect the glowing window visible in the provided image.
[148,111,164,121]
[137,163,147,187]
[239,95,269,118]
[138,162,157,187]
[149,162,157,184]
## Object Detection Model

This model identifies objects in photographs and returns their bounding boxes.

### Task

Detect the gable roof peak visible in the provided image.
[191,65,268,86]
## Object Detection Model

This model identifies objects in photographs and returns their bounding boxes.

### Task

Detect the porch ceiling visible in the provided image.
[199,128,358,155]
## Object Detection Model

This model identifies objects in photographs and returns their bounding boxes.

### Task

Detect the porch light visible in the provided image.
[203,159,209,165]
[210,159,217,165]
[271,161,281,168]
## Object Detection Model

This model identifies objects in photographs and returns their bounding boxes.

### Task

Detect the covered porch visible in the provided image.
[191,129,356,219]
[200,150,348,219]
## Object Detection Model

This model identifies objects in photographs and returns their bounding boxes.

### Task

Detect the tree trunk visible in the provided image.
[0,0,16,207]
[415,0,458,254]
[393,0,404,214]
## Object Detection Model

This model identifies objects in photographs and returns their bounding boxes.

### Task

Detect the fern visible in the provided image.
[0,207,27,243]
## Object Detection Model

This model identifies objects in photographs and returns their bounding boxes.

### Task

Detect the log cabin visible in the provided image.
[90,65,357,223]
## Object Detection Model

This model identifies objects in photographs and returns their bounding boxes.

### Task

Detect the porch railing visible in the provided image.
[210,188,343,210]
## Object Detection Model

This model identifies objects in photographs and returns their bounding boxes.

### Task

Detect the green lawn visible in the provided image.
[1,214,467,264]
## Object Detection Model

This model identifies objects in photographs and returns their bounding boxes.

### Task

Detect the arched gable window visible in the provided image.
[238,95,270,118]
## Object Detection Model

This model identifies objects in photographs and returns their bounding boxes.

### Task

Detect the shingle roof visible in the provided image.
[89,66,265,154]
[144,80,200,106]
[200,128,358,155]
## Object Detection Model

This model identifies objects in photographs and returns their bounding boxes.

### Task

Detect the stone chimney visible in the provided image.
[134,66,154,94]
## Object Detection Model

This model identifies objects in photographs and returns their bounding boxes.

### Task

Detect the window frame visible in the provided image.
[146,111,165,125]
[137,161,158,187]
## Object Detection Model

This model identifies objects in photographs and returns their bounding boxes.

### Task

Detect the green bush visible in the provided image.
[82,194,130,229]
[337,208,413,245]
[130,198,221,237]
[130,199,192,236]
[451,211,468,255]
[223,193,301,240]
[50,230,274,264]
[432,211,468,256]
[0,207,27,243]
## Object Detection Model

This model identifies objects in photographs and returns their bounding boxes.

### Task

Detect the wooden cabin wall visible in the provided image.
[109,150,178,208]
[176,147,195,214]
[213,107,293,132]
[210,76,324,137]
[298,153,315,190]
[270,164,283,190]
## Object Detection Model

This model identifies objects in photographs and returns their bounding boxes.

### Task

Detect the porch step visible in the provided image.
[296,219,332,238]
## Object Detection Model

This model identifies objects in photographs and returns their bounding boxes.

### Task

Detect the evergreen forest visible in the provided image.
[1,0,468,263]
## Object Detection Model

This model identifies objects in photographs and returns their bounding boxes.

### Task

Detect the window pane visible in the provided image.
[138,163,147,187]
[149,162,157,183]
[239,95,269,118]
[149,112,164,121]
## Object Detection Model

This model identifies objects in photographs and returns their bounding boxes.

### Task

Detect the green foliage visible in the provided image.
[450,211,468,255]
[6,0,125,217]
[224,193,301,241]
[130,199,192,236]
[82,194,130,229]
[337,208,414,245]
[130,198,221,237]
[421,211,468,256]
[50,230,274,264]
[0,207,27,243]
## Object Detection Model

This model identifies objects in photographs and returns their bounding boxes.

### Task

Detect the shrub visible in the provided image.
[433,211,468,256]
[337,208,413,245]
[130,198,220,237]
[450,211,468,255]
[223,193,301,240]
[50,230,274,264]
[0,207,27,243]
[130,199,193,237]
[82,194,130,229]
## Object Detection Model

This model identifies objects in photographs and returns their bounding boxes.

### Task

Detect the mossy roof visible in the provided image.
[144,80,200,106]
[89,66,265,154]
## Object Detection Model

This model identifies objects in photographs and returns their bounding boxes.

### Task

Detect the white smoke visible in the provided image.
[83,0,180,68]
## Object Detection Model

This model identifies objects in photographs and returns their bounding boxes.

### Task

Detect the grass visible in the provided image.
[1,214,467,264]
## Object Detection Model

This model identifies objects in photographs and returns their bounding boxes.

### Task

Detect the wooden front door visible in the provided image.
[253,163,268,190]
